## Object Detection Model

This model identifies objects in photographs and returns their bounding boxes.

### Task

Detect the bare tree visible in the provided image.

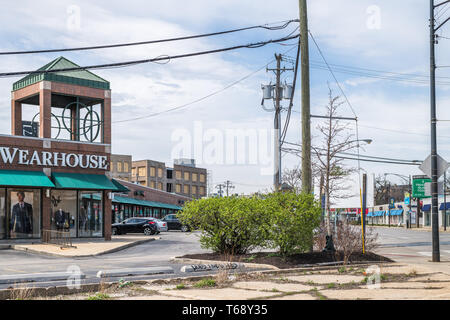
[281,166,302,193]
[312,87,357,236]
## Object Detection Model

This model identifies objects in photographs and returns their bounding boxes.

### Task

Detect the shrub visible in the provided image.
[265,192,322,256]
[314,219,379,264]
[178,196,270,255]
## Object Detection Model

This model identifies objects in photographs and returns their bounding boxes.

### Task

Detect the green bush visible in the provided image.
[265,192,322,256]
[178,196,270,255]
[178,192,321,256]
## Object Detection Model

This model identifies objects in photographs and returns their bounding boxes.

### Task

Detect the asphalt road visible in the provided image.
[1,227,450,289]
[372,226,450,263]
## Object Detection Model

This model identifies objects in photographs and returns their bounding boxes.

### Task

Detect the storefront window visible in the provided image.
[51,190,77,237]
[0,189,5,239]
[7,189,40,239]
[154,208,160,219]
[79,192,103,237]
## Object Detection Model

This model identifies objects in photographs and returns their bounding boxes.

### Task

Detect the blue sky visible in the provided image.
[1,0,450,207]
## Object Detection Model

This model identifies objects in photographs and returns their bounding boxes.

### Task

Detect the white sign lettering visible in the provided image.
[0,146,108,170]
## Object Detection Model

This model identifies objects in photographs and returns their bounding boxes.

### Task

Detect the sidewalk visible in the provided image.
[14,261,450,300]
[4,235,159,257]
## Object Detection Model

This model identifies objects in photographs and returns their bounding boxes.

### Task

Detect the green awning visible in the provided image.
[52,172,116,190]
[111,179,130,192]
[113,196,182,210]
[0,170,55,188]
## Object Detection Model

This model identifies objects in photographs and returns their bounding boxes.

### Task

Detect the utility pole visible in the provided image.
[265,54,293,191]
[444,170,447,231]
[299,0,312,194]
[224,180,235,197]
[215,183,225,198]
[430,0,441,262]
[274,54,282,191]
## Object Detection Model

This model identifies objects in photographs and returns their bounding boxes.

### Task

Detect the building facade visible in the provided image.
[0,57,126,241]
[110,154,132,182]
[131,158,207,199]
[110,179,190,223]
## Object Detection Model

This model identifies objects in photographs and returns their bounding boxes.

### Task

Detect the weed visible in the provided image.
[194,279,216,288]
[327,283,336,289]
[86,293,111,300]
[175,284,186,290]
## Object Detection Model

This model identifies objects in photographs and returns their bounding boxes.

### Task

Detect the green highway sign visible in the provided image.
[412,177,432,198]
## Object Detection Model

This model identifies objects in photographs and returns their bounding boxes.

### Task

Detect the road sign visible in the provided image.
[404,192,410,205]
[419,154,449,179]
[412,177,432,198]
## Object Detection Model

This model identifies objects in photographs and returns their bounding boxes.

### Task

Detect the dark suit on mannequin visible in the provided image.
[10,202,33,234]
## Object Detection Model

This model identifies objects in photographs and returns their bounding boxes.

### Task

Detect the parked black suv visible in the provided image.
[112,218,158,235]
[161,214,190,232]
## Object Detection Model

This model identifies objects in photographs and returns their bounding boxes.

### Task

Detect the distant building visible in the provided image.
[110,154,132,182]
[131,158,207,199]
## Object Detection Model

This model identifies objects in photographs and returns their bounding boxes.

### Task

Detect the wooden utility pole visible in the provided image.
[299,0,312,194]
[274,54,282,191]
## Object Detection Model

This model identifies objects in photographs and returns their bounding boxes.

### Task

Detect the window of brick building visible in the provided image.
[150,181,155,189]
[124,162,129,172]
[192,173,198,182]
[199,174,205,183]
[110,162,114,172]
[138,167,146,177]
[200,186,205,195]
[192,185,197,195]
[150,167,156,177]
[158,182,163,190]
[183,185,189,194]
[158,168,163,178]
[167,183,173,192]
[176,170,182,180]
[117,162,122,172]
[184,172,190,181]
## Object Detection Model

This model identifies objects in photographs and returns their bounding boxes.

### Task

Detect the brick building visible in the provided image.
[0,57,128,241]
[110,154,132,182]
[131,158,207,199]
[110,179,190,223]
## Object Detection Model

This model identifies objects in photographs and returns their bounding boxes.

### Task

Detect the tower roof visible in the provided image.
[13,56,110,91]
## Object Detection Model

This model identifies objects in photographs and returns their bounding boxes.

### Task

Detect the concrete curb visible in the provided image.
[10,237,159,258]
[171,257,280,271]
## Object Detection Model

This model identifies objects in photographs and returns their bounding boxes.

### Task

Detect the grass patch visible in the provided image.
[338,267,347,274]
[244,255,257,262]
[175,284,187,290]
[86,293,111,300]
[194,279,216,288]
[327,283,336,289]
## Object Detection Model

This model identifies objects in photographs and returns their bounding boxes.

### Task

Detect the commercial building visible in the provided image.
[110,179,190,223]
[0,57,127,241]
[110,154,132,182]
[131,158,207,199]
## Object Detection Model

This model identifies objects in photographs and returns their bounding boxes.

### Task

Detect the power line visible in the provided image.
[282,142,421,164]
[113,45,298,123]
[0,33,300,78]
[0,19,299,55]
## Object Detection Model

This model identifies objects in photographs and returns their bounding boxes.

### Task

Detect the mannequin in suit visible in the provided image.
[10,191,33,237]
[54,208,66,231]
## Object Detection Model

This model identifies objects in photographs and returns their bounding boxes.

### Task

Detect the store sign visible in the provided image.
[0,146,108,170]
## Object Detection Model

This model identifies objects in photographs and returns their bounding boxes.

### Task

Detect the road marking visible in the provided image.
[418,252,432,257]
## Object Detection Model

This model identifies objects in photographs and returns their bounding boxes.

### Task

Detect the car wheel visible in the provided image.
[181,225,189,232]
[156,231,160,234]
[144,227,152,236]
